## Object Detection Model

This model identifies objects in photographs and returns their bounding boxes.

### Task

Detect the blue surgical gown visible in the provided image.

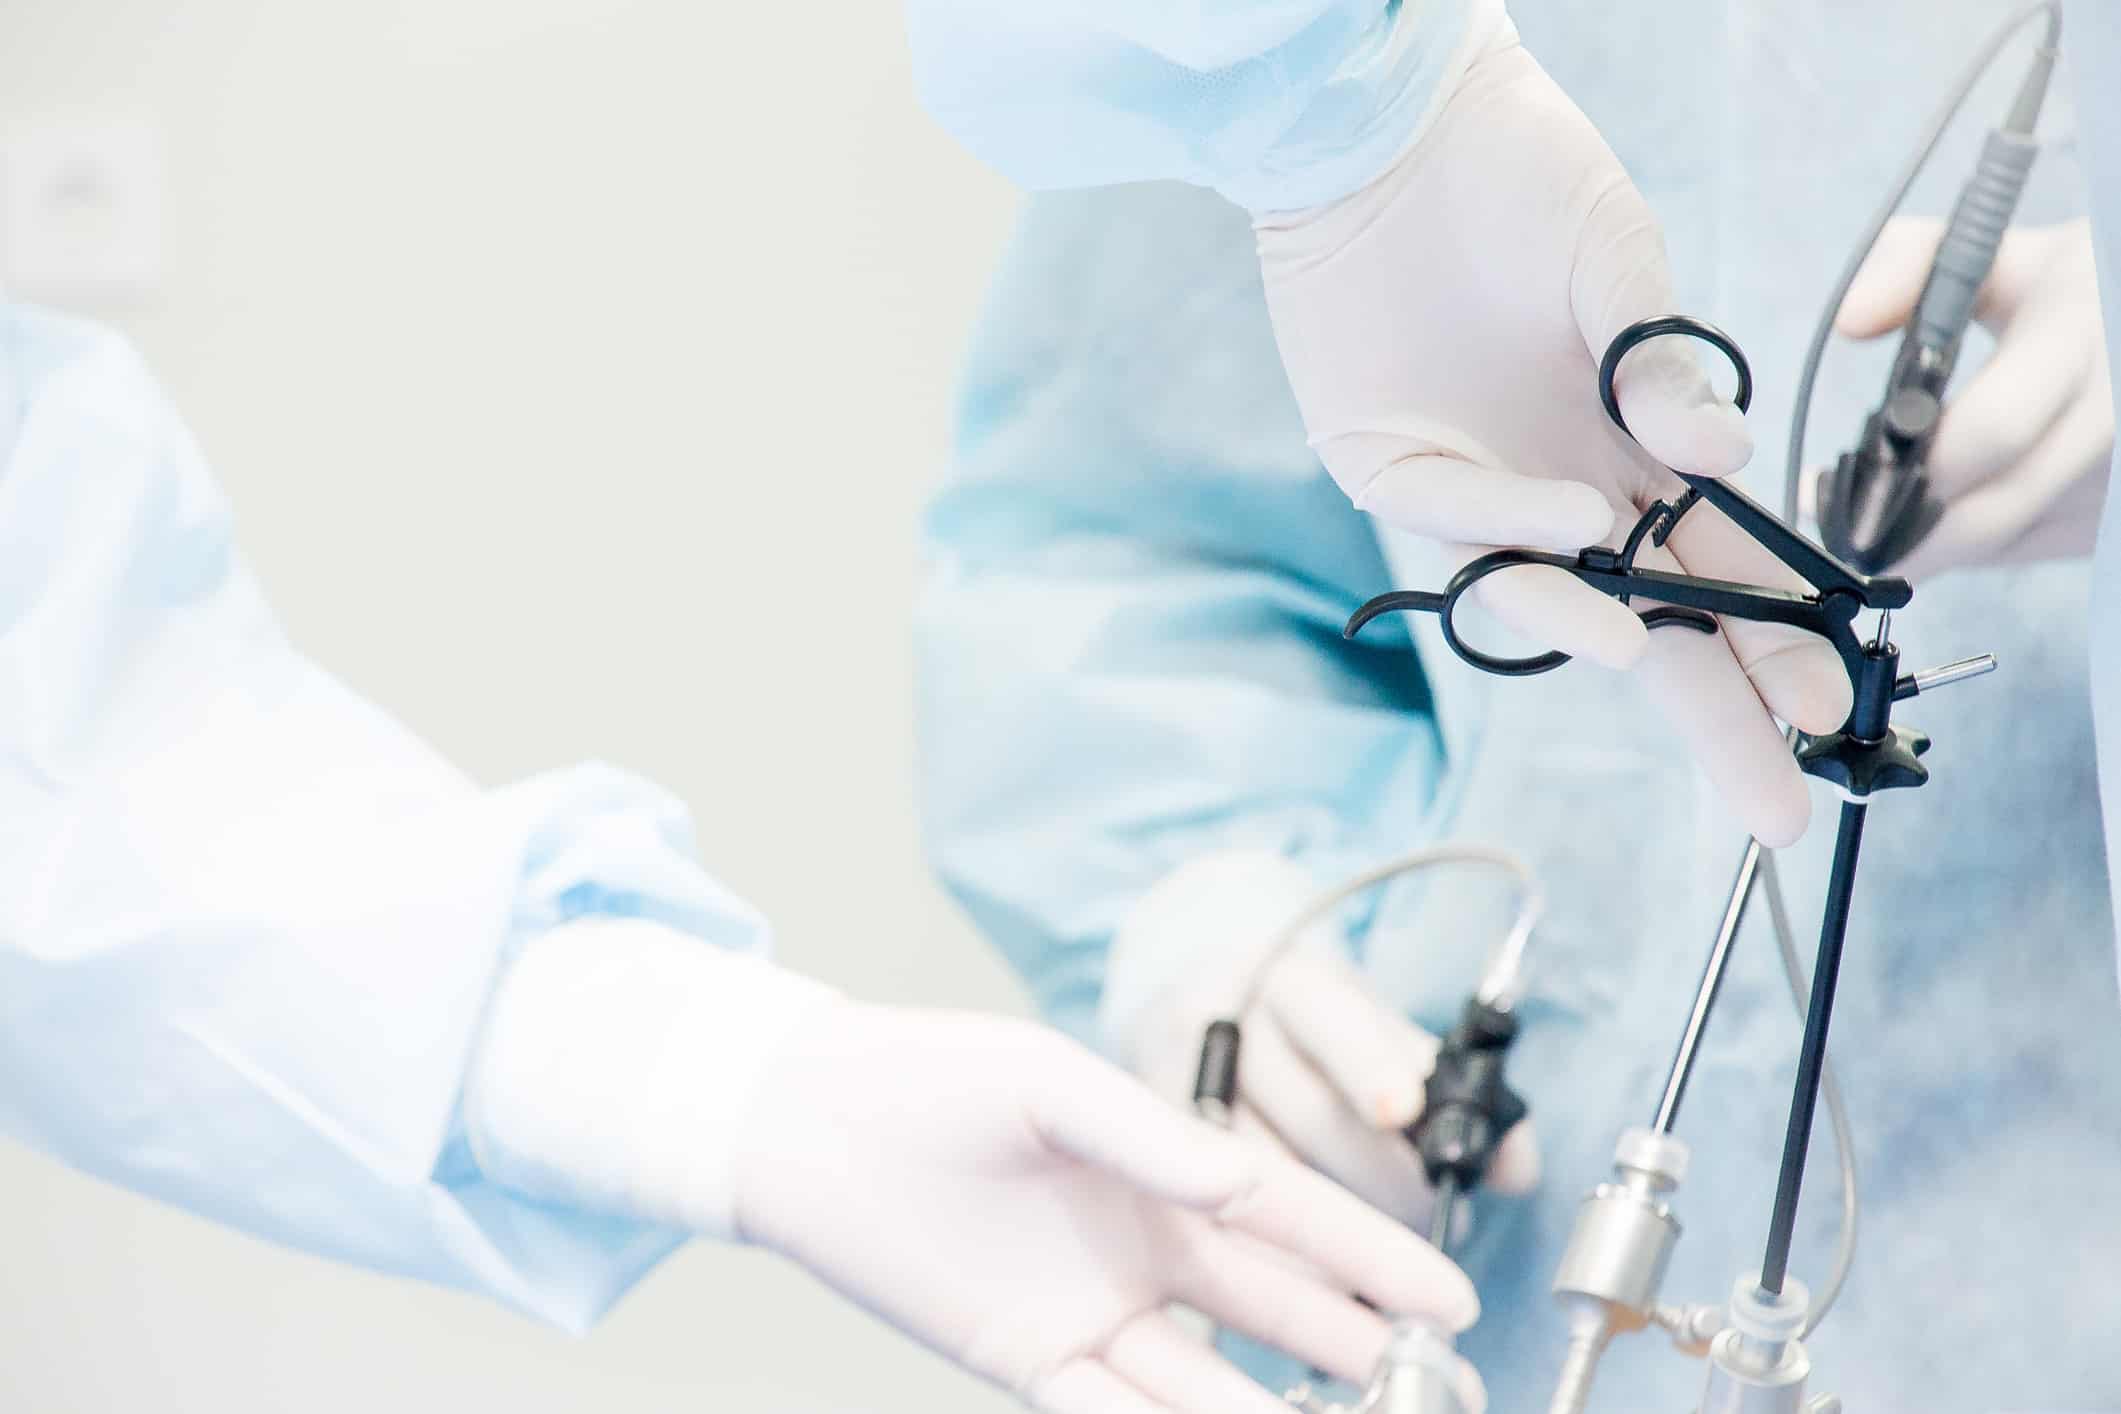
[0,305,770,1332]
[918,3,2121,1409]
[2072,5,2121,966]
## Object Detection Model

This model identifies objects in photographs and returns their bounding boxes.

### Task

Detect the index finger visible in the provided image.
[1625,535,1817,847]
[1661,500,1853,733]
[1212,1151,1480,1332]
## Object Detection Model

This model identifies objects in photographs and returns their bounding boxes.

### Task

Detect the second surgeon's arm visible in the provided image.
[0,304,803,1330]
[0,305,1487,1414]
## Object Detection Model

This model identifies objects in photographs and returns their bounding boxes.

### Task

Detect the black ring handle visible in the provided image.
[1344,552,1575,675]
[1432,550,1575,676]
[1345,550,1716,675]
[1346,315,1750,677]
[1347,540,1722,677]
[1345,549,1584,676]
[1596,315,1753,444]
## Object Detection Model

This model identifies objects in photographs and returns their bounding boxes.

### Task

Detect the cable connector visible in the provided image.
[1191,1018,1241,1126]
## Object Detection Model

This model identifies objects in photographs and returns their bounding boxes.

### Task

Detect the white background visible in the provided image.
[0,2,1030,1409]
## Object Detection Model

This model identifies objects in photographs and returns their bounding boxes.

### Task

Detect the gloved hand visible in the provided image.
[468,919,1485,1414]
[1824,216,2114,579]
[1102,851,1537,1235]
[1253,12,1850,848]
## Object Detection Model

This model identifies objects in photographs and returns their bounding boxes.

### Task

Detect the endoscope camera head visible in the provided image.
[1818,403,1947,574]
[1816,10,2057,572]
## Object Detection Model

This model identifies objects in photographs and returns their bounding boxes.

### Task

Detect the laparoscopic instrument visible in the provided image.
[1180,9,2055,1411]
[1189,845,1545,1414]
[1320,8,2057,1410]
[1547,9,2059,1411]
[1346,311,1997,1414]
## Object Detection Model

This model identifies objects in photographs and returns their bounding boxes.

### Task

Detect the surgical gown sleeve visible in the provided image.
[0,305,763,1332]
[915,184,1450,1045]
[903,0,1496,211]
[2069,2,2121,969]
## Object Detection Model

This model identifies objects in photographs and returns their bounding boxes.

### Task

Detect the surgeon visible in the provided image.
[918,2,2121,1409]
[0,311,1488,1413]
[909,0,1855,850]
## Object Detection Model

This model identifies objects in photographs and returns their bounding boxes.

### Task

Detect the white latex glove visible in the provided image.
[1825,216,2115,579]
[468,919,1484,1414]
[1253,10,1851,848]
[1103,851,1537,1235]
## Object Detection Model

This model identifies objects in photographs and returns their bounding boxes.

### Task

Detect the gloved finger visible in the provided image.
[1460,546,1650,670]
[1263,948,1438,1130]
[1216,1118,1353,1287]
[1625,537,1814,847]
[1254,951,1551,1201]
[1027,1034,1277,1212]
[1342,444,1615,552]
[1172,1223,1395,1385]
[1834,217,1946,339]
[1896,393,2113,579]
[1227,1101,1432,1275]
[1891,485,2035,581]
[1032,1359,1175,1414]
[1891,498,2022,580]
[1926,304,2091,499]
[1230,1103,1302,1163]
[1240,1006,1435,1226]
[1662,500,1853,732]
[1570,174,1754,479]
[1485,1118,1541,1195]
[1835,216,2034,339]
[1028,1030,1447,1294]
[1990,489,2106,566]
[1106,1310,1307,1414]
[1211,1150,1479,1330]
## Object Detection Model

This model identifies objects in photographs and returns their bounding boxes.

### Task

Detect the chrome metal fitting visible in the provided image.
[1287,1322,1474,1414]
[1552,1127,1687,1323]
[1544,1129,1694,1414]
[1697,1276,1839,1414]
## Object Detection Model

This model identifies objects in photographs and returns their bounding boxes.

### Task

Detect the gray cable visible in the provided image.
[1759,849,1857,1335]
[1241,843,1547,1018]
